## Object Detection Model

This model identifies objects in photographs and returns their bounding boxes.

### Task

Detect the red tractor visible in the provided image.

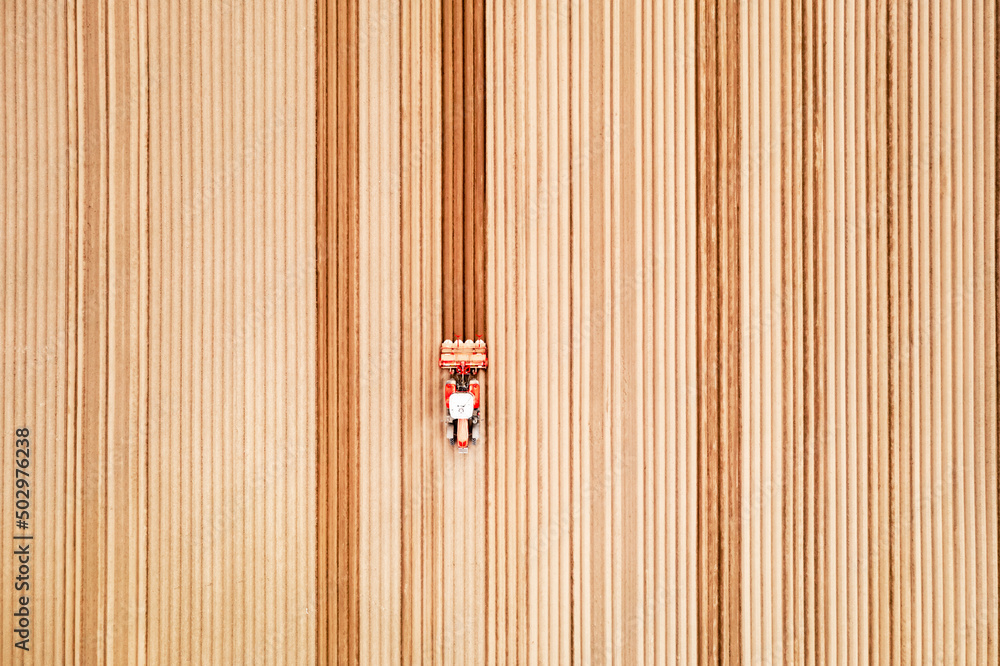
[439,337,487,450]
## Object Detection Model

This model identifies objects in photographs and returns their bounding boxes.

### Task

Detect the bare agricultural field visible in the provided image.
[2,0,998,664]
